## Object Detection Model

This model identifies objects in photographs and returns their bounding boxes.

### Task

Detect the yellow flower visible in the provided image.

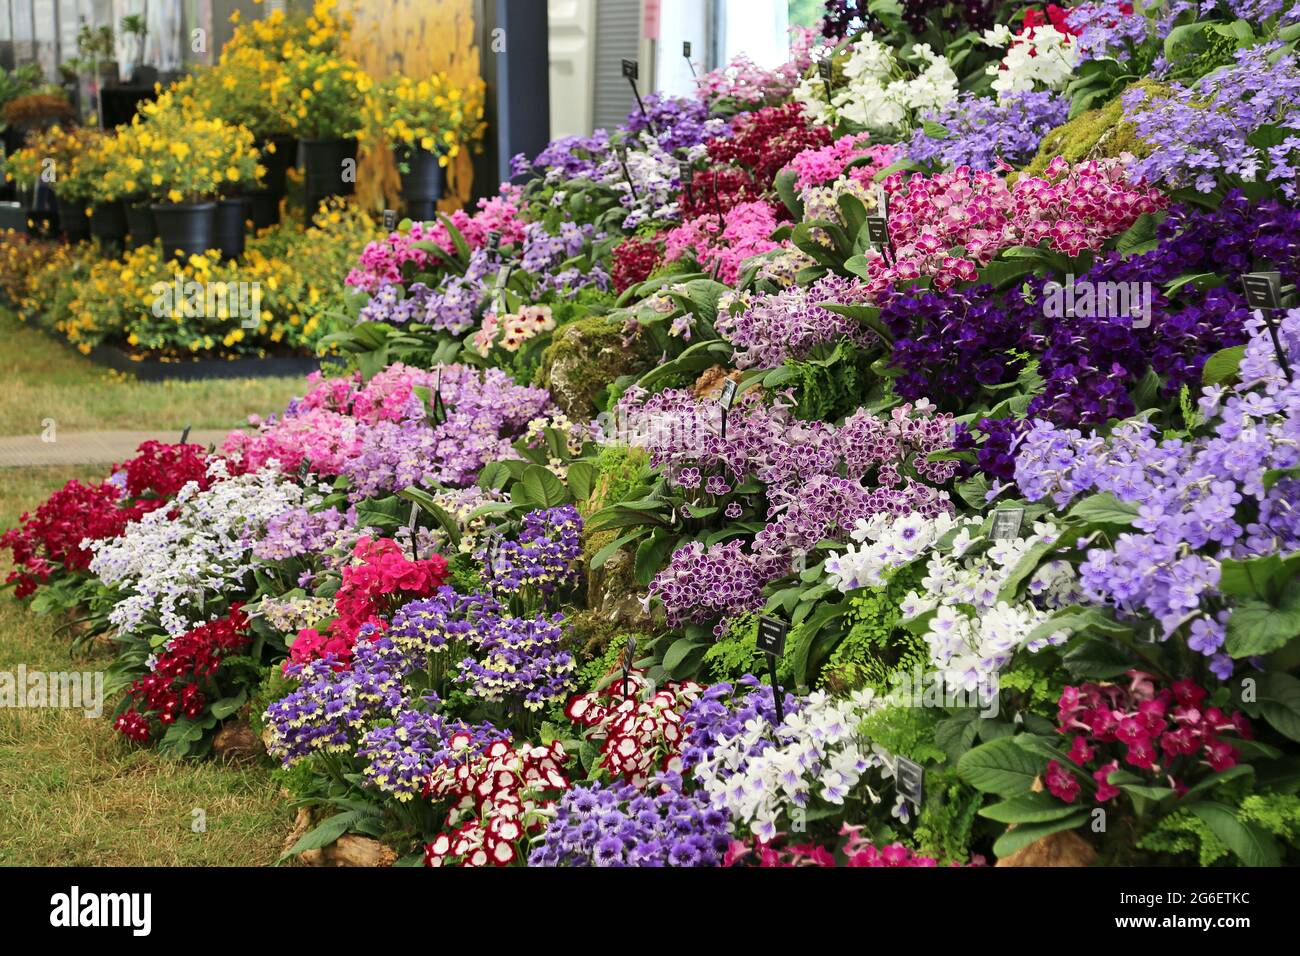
[167,189,184,203]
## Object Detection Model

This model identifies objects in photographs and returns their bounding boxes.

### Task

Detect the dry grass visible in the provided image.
[0,309,305,437]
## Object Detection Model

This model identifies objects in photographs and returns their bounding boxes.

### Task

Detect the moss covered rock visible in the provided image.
[539,315,650,420]
[1017,79,1169,181]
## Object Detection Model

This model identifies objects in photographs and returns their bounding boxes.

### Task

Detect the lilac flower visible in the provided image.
[1125,45,1300,201]
[528,780,731,867]
[718,274,879,370]
[908,91,1069,170]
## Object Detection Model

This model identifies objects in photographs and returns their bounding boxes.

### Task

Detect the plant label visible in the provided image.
[382,209,396,231]
[896,755,924,807]
[1242,272,1282,311]
[757,615,788,658]
[991,507,1025,541]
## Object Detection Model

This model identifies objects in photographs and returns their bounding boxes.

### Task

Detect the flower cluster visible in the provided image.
[908,90,1069,170]
[662,201,782,285]
[691,686,890,841]
[794,36,958,133]
[1125,45,1300,199]
[88,462,327,637]
[482,505,583,597]
[827,512,1084,690]
[565,672,704,786]
[264,636,413,764]
[529,781,732,867]
[455,612,576,713]
[1047,674,1251,802]
[115,606,251,742]
[424,737,570,867]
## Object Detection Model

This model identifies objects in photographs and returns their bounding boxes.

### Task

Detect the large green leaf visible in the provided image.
[992,812,1090,859]
[1257,672,1300,743]
[1186,801,1281,867]
[979,792,1083,824]
[956,736,1047,797]
[519,465,570,509]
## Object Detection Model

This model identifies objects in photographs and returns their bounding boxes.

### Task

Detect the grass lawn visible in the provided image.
[0,314,303,864]
[0,308,306,437]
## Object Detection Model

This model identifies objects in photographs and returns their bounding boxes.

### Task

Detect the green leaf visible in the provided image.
[980,792,1084,824]
[1202,345,1246,386]
[992,812,1089,859]
[567,461,596,501]
[1065,492,1139,526]
[209,691,246,720]
[1062,635,1134,679]
[957,736,1047,797]
[934,710,981,761]
[920,118,951,140]
[1225,595,1300,659]
[397,488,462,550]
[634,532,678,587]
[590,529,648,570]
[278,811,375,863]
[520,465,570,509]
[1180,765,1253,803]
[1186,801,1280,867]
[1257,672,1300,743]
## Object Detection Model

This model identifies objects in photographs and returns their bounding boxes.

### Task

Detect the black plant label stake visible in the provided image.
[683,41,697,78]
[896,755,924,811]
[991,507,1025,542]
[407,500,420,562]
[757,615,788,725]
[616,144,639,201]
[621,635,637,698]
[622,59,654,133]
[718,378,737,440]
[382,208,396,232]
[1242,271,1294,382]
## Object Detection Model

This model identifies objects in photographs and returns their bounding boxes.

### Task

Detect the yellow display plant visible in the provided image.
[223,0,351,60]
[4,124,104,201]
[18,198,377,359]
[271,44,372,141]
[369,72,487,168]
[187,44,293,141]
[130,96,264,204]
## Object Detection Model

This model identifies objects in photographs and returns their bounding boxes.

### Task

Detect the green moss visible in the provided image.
[1017,80,1169,181]
[913,769,983,865]
[538,314,650,418]
[566,607,647,664]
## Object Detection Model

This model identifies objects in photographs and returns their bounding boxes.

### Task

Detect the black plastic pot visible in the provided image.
[124,199,157,249]
[151,201,217,260]
[397,147,446,221]
[244,187,281,232]
[90,200,128,246]
[214,196,250,261]
[55,193,89,243]
[258,134,297,199]
[301,137,357,222]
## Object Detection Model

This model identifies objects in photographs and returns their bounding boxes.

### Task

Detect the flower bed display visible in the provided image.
[7,0,1300,870]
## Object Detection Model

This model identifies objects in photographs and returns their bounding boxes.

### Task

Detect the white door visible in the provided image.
[547,0,596,139]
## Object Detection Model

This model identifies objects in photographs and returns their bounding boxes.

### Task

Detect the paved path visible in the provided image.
[0,430,233,468]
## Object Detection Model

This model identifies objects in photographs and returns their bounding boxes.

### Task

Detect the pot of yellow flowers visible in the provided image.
[137,99,263,260]
[100,120,157,249]
[370,71,486,220]
[6,124,101,242]
[273,45,370,221]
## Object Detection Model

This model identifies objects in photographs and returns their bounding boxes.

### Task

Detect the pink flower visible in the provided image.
[1092,760,1121,802]
[1045,760,1080,803]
